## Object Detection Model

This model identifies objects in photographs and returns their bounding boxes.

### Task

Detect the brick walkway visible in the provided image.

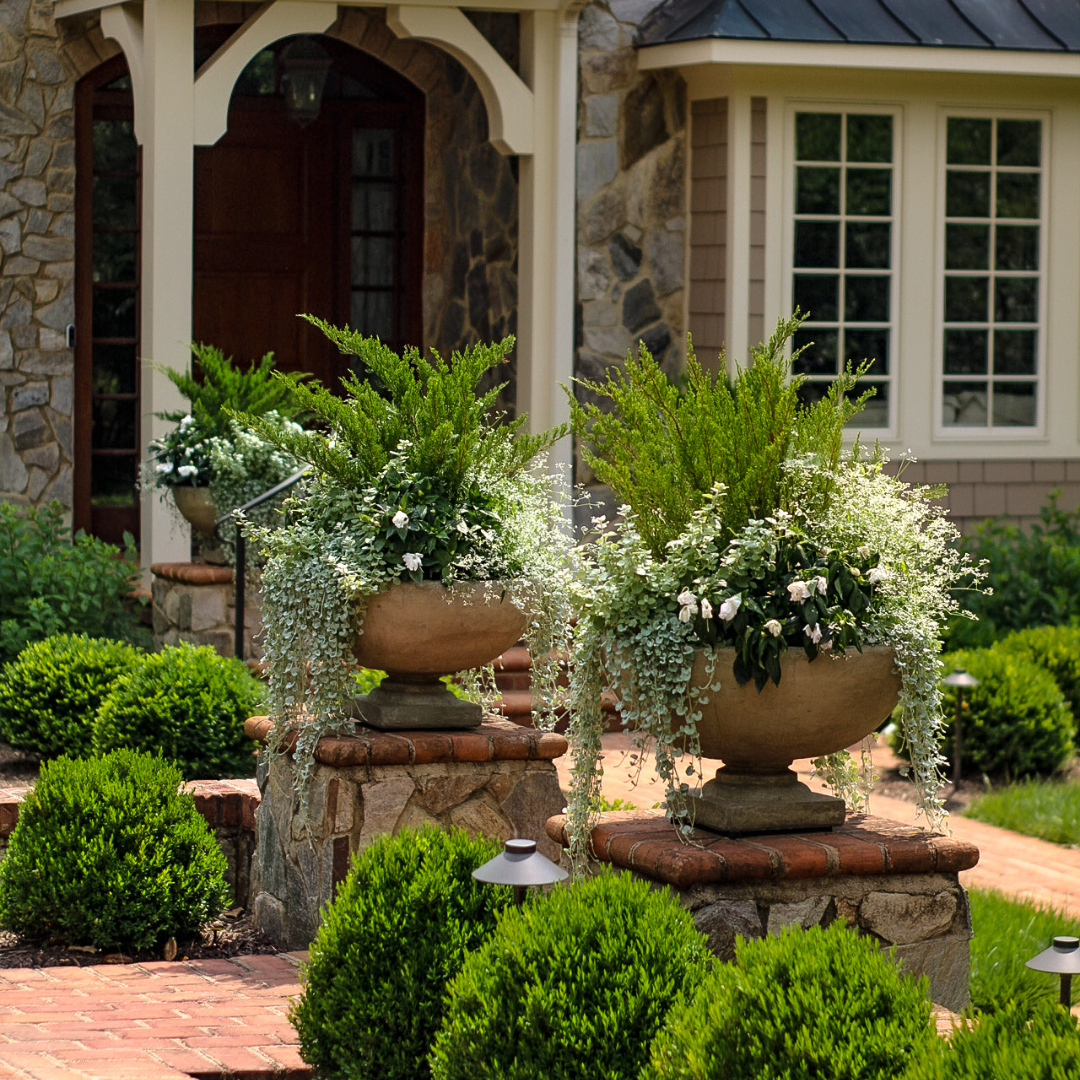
[0,954,308,1080]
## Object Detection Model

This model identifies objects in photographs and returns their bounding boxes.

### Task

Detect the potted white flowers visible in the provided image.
[564,316,979,856]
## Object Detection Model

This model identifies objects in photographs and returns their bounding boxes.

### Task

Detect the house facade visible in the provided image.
[1,0,1079,568]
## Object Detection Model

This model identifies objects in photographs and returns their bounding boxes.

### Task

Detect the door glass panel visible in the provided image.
[351,127,398,344]
[90,454,139,506]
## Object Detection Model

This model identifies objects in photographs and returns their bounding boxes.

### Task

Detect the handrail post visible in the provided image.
[234,526,246,661]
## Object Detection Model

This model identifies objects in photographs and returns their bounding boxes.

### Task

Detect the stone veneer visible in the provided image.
[547,809,980,1013]
[246,715,567,950]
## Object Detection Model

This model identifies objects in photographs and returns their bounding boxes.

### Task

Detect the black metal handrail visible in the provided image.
[214,467,310,660]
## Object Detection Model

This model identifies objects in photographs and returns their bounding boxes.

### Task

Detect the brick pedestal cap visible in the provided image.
[245,715,568,767]
[546,810,980,890]
[150,561,234,585]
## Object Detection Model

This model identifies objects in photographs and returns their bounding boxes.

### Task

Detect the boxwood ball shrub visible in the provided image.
[291,827,509,1080]
[93,642,264,779]
[0,750,230,952]
[0,634,140,759]
[644,921,933,1080]
[936,647,1075,778]
[429,870,710,1080]
[998,624,1080,721]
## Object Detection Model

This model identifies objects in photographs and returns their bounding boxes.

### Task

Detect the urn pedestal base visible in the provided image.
[349,680,482,730]
[687,766,845,835]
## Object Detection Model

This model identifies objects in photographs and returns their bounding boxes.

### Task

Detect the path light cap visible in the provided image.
[472,837,569,888]
[942,668,980,688]
[1026,936,1080,974]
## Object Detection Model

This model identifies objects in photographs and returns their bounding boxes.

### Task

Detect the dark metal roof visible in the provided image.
[635,0,1080,51]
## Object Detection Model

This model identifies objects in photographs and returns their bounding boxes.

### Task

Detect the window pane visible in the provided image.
[943,381,988,426]
[995,225,1039,271]
[796,113,841,161]
[845,222,890,269]
[855,381,889,427]
[947,118,992,165]
[994,277,1038,323]
[796,167,840,215]
[847,116,892,163]
[793,274,838,322]
[992,381,1036,426]
[352,182,395,232]
[844,328,889,374]
[351,236,394,287]
[792,329,837,375]
[946,172,990,218]
[945,224,989,270]
[91,343,137,394]
[93,173,137,230]
[92,119,136,172]
[846,169,891,216]
[90,454,138,507]
[996,173,1039,219]
[945,277,988,322]
[92,287,137,339]
[796,381,833,408]
[92,398,137,450]
[997,120,1041,167]
[844,275,889,322]
[92,230,136,284]
[351,290,394,341]
[352,129,395,177]
[993,330,1037,375]
[794,221,839,268]
[944,330,988,374]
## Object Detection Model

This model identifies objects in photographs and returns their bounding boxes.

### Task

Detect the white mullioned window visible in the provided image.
[788,109,898,430]
[938,113,1046,432]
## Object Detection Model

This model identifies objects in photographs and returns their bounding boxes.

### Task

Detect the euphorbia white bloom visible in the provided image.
[787,580,812,602]
[857,545,871,559]
[764,619,782,637]
[177,464,198,479]
[392,510,409,529]
[719,595,741,622]
[700,598,714,620]
[868,566,889,585]
[804,623,823,644]
[156,462,174,474]
[402,552,423,572]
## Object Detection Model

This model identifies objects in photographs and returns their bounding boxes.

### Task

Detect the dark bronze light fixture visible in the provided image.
[1026,936,1080,1008]
[942,668,979,785]
[472,838,568,906]
[280,37,332,127]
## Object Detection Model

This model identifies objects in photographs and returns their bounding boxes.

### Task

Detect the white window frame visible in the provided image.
[782,101,903,439]
[932,107,1050,441]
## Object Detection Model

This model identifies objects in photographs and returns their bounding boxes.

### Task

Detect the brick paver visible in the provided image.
[0,954,309,1080]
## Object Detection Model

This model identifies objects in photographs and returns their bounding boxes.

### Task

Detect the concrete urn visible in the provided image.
[172,486,219,536]
[685,645,902,835]
[350,580,527,731]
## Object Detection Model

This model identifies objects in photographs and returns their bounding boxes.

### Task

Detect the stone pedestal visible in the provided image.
[247,716,568,950]
[546,810,980,1013]
[150,562,262,658]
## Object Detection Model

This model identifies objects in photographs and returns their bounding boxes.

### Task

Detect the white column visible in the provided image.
[518,10,578,475]
[139,0,195,569]
[725,92,752,369]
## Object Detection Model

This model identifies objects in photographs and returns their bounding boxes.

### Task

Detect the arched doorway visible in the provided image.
[192,34,426,387]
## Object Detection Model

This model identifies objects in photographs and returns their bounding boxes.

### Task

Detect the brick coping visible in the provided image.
[245,715,568,766]
[151,562,234,585]
[545,810,980,890]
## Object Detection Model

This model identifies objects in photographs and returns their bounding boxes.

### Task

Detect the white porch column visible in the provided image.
[139,0,195,568]
[518,10,578,475]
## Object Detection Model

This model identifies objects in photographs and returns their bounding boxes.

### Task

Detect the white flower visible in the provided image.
[700,598,714,620]
[677,589,697,608]
[764,619,783,637]
[402,552,423,572]
[456,519,469,534]
[719,595,741,622]
[821,639,834,650]
[815,575,829,596]
[678,605,694,624]
[857,546,871,559]
[179,415,195,431]
[804,623,823,644]
[177,464,198,479]
[155,462,175,475]
[868,565,889,585]
[392,510,409,529]
[851,567,862,577]
[787,580,812,602]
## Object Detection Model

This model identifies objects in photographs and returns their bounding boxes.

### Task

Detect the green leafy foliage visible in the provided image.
[0,750,230,951]
[292,827,509,1080]
[643,921,933,1080]
[947,493,1080,648]
[935,647,1074,778]
[905,1003,1080,1079]
[997,624,1080,719]
[967,888,1080,1014]
[0,634,140,759]
[569,314,873,555]
[0,501,143,664]
[429,870,710,1080]
[966,779,1080,846]
[93,643,264,779]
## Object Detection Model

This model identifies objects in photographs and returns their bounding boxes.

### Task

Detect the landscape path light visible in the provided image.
[941,668,979,786]
[472,838,567,907]
[1026,935,1080,1008]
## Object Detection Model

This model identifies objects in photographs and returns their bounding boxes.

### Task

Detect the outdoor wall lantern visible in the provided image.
[1026,936,1080,1008]
[941,668,979,786]
[280,37,332,128]
[472,838,568,907]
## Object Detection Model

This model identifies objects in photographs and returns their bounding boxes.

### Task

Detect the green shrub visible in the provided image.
[0,634,141,759]
[643,921,933,1080]
[0,750,230,951]
[904,1002,1080,1079]
[933,647,1074,778]
[429,870,710,1080]
[93,643,263,779]
[0,500,143,664]
[292,827,509,1080]
[998,625,1080,719]
[966,780,1080,846]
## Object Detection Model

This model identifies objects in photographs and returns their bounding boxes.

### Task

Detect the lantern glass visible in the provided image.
[280,38,332,127]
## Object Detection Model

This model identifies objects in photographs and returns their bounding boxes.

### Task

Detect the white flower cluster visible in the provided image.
[676,588,741,624]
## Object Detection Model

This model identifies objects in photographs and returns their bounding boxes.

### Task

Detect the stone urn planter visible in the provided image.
[172,486,219,536]
[350,580,527,731]
[684,645,902,834]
